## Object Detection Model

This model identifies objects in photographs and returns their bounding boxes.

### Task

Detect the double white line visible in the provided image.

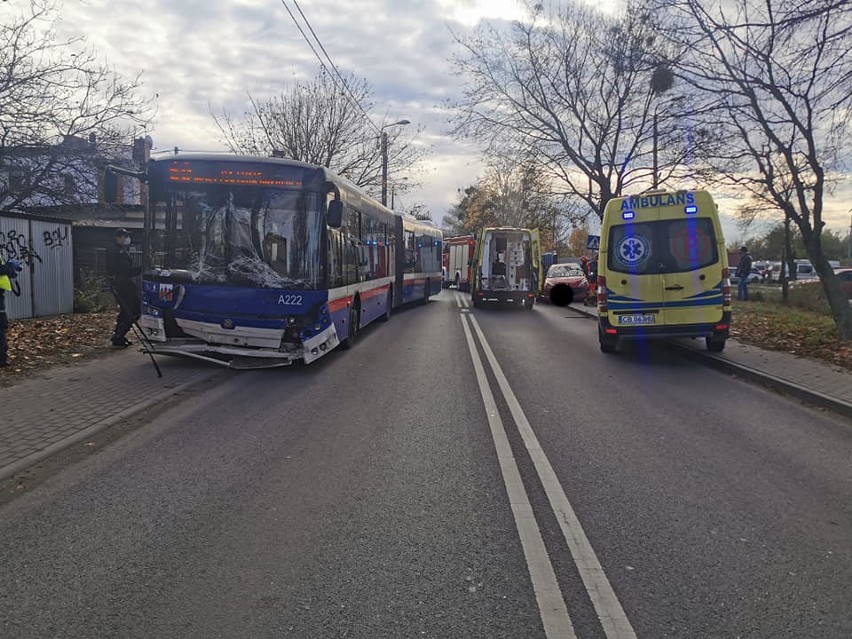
[458,292,636,639]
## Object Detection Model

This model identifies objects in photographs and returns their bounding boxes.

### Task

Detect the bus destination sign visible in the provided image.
[166,161,303,187]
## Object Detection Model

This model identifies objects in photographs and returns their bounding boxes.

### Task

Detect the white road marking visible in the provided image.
[468,315,637,639]
[460,313,577,639]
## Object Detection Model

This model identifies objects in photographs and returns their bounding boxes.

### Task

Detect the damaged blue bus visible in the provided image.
[138,153,442,368]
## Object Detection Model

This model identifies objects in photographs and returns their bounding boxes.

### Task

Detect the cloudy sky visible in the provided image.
[46,0,852,241]
[49,0,537,220]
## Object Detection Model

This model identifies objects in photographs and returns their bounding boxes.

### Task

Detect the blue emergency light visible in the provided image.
[684,205,698,215]
[622,210,635,220]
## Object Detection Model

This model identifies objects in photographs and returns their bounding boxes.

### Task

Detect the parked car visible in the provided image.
[835,268,852,300]
[543,263,589,306]
[730,268,762,285]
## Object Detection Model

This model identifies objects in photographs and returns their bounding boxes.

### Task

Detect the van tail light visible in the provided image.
[721,267,731,307]
[597,275,608,312]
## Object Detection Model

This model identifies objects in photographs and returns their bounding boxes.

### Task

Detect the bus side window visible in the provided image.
[404,230,417,273]
[327,229,344,288]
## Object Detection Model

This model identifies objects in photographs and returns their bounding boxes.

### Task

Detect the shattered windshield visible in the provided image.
[147,187,323,289]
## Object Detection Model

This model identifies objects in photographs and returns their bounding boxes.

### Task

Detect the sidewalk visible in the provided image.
[568,302,852,420]
[0,347,225,482]
[1,309,849,483]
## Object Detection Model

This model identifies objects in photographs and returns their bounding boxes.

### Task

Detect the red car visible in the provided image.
[543,263,589,306]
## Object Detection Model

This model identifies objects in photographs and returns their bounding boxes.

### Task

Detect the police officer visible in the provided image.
[0,257,23,367]
[106,228,141,347]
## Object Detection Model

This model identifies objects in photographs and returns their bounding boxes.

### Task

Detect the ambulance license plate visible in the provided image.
[618,314,656,325]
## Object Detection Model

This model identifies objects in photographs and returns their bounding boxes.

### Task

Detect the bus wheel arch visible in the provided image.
[379,286,392,322]
[339,297,360,349]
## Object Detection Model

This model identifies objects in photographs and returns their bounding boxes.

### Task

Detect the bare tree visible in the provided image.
[656,0,852,338]
[449,0,695,220]
[441,157,560,245]
[0,0,152,212]
[211,71,425,200]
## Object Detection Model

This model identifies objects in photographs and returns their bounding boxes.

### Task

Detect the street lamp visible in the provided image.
[650,64,674,189]
[381,119,410,206]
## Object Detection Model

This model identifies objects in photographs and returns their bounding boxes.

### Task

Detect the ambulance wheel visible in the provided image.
[706,336,726,352]
[339,304,359,350]
[598,326,617,354]
[472,296,483,309]
[524,298,534,310]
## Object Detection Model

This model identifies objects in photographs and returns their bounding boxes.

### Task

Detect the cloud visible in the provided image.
[48,0,851,231]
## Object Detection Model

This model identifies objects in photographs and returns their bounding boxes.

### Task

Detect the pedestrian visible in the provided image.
[0,256,23,367]
[736,246,753,301]
[106,228,141,347]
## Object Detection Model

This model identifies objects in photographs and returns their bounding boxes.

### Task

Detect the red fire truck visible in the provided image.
[442,235,476,291]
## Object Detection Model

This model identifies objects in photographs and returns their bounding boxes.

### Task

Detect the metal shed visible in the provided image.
[0,213,74,320]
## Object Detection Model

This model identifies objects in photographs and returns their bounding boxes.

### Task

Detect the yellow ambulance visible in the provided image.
[597,190,731,353]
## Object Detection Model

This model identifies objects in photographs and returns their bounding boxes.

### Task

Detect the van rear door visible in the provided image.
[605,215,667,328]
[658,215,725,327]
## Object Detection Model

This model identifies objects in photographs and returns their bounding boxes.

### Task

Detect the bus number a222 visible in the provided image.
[278,294,303,306]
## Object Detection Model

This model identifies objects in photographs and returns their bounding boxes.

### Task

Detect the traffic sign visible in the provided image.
[586,234,600,251]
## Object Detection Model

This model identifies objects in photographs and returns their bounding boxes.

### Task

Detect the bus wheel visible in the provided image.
[423,280,431,304]
[598,325,617,354]
[706,336,726,352]
[339,304,359,349]
[379,288,392,322]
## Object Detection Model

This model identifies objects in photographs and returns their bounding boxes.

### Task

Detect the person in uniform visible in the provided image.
[106,228,141,347]
[0,257,23,366]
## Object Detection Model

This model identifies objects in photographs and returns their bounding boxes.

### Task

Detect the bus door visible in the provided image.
[393,215,404,307]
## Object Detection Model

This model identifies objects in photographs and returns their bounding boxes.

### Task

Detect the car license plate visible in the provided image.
[618,314,656,325]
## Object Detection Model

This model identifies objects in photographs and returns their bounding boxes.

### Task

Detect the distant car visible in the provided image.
[730,268,762,285]
[835,268,852,300]
[543,263,589,306]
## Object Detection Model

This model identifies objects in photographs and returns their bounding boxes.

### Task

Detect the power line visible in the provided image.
[279,0,380,135]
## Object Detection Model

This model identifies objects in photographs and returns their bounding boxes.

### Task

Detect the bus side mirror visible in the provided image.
[327,199,343,228]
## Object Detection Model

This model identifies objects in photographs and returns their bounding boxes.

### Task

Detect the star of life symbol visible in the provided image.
[615,234,650,268]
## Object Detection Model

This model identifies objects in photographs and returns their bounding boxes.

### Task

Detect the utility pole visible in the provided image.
[380,120,410,207]
[650,64,674,189]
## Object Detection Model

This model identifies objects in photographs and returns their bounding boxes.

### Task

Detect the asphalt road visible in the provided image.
[1,291,850,638]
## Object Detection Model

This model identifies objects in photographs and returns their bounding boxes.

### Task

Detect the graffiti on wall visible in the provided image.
[0,228,44,267]
[43,226,69,250]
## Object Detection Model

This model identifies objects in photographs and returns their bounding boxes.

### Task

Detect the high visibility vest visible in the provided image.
[0,275,10,291]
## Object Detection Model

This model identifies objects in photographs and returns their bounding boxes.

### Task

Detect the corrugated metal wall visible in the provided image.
[0,215,74,320]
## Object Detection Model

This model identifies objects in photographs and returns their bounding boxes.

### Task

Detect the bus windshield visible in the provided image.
[147,186,324,289]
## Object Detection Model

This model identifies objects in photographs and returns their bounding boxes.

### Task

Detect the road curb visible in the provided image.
[667,344,852,420]
[566,303,852,421]
[0,369,223,483]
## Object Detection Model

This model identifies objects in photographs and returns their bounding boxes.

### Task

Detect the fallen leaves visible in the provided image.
[731,301,852,371]
[1,309,119,384]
